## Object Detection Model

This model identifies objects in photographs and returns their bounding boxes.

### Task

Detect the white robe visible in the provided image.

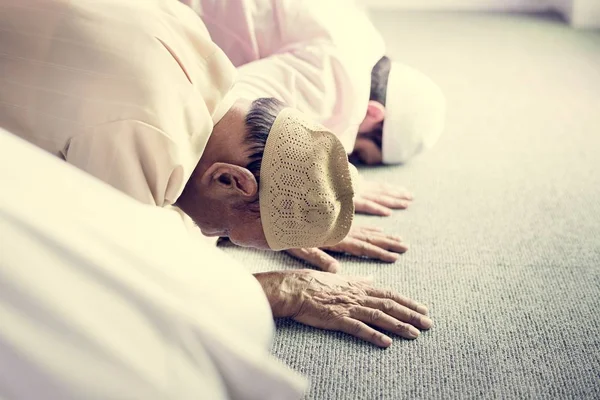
[0,128,307,400]
[0,0,238,207]
[181,0,386,153]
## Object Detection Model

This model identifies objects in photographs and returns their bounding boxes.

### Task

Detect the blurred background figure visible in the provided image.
[181,0,447,166]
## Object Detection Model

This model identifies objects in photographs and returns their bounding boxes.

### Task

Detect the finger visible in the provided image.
[351,227,403,242]
[356,226,384,233]
[286,248,340,273]
[364,288,429,315]
[369,237,409,254]
[349,306,421,340]
[361,194,411,209]
[360,297,433,330]
[354,198,392,216]
[329,239,400,263]
[349,234,409,254]
[333,317,393,347]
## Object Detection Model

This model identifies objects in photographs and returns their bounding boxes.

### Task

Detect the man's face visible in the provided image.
[227,215,270,249]
[350,101,385,165]
[349,126,383,165]
[177,97,271,250]
[191,195,270,249]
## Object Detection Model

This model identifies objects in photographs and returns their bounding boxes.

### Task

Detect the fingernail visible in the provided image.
[409,327,420,338]
[422,317,433,329]
[400,202,409,208]
[328,264,340,273]
[417,305,428,315]
[382,336,393,347]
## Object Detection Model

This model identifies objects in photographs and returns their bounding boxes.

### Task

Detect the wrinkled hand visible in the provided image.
[254,269,432,347]
[354,180,413,216]
[285,226,408,273]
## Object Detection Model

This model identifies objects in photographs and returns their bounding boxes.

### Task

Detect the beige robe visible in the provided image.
[0,0,237,207]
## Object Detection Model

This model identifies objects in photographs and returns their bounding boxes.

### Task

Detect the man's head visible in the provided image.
[351,56,391,165]
[350,56,446,166]
[176,97,355,250]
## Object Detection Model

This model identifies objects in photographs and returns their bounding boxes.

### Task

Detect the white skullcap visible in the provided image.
[382,63,446,164]
[259,108,356,251]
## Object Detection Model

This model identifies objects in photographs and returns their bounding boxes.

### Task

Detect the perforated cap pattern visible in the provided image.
[259,108,355,251]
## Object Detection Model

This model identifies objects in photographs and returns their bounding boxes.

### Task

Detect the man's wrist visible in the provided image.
[254,270,305,318]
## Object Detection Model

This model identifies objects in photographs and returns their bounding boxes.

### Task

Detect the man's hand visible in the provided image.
[354,181,413,216]
[285,226,408,273]
[254,269,432,347]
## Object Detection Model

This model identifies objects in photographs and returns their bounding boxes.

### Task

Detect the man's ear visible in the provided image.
[359,101,386,133]
[366,101,385,122]
[202,162,258,198]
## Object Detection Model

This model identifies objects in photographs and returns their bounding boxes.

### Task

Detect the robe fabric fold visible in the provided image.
[0,0,238,206]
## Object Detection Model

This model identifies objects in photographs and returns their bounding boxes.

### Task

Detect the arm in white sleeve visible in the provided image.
[0,129,307,400]
[234,45,363,154]
[63,120,187,207]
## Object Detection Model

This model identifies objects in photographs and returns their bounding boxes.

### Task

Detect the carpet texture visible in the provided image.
[221,11,600,399]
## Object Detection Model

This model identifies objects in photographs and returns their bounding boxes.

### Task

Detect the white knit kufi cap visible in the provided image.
[259,108,356,251]
[382,63,446,164]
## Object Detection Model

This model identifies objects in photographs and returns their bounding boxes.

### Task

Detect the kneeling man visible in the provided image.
[0,0,431,345]
[0,0,354,250]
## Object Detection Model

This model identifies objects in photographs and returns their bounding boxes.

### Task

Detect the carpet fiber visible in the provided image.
[222,11,600,399]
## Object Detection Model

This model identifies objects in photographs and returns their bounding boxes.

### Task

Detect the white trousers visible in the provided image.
[0,130,306,400]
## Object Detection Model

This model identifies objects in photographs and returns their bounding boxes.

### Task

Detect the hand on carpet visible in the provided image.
[354,181,413,216]
[285,226,408,273]
[254,269,432,347]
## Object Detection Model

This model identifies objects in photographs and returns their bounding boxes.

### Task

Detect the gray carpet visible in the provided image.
[221,11,600,399]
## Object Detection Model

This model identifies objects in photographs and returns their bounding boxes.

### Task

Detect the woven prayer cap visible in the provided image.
[259,108,355,250]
